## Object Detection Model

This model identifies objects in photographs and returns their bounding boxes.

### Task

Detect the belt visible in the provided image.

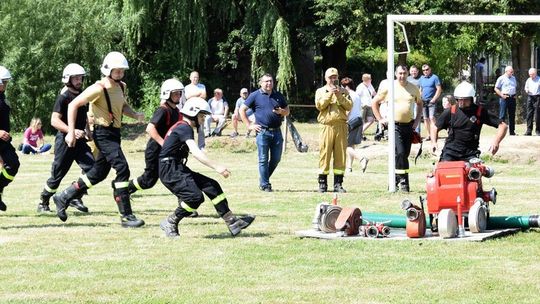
[260,126,279,131]
[396,121,413,126]
[505,94,516,98]
[160,157,184,163]
[94,125,119,130]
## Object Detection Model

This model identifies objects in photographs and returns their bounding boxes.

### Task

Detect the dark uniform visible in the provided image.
[0,91,20,211]
[53,80,144,227]
[38,89,94,210]
[128,104,180,193]
[436,104,502,161]
[159,121,229,217]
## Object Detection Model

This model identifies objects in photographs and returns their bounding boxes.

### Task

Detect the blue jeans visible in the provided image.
[256,129,283,188]
[22,143,51,154]
[499,96,516,134]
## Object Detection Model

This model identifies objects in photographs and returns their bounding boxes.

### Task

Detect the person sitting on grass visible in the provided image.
[21,118,52,154]
[159,97,255,238]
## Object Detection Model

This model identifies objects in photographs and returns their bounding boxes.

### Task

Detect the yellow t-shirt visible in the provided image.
[376,81,421,123]
[85,80,126,128]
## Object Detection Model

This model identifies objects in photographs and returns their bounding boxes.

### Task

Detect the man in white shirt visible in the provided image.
[494,66,518,135]
[356,73,376,135]
[184,71,207,147]
[524,68,540,136]
[205,88,229,136]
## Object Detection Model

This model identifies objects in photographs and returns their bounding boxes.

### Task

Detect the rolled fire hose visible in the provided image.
[335,207,362,236]
[362,212,540,230]
[319,205,343,233]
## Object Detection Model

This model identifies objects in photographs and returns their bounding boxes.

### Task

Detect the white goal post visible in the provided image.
[385,15,540,192]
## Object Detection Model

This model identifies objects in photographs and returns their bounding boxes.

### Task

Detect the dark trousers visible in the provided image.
[395,122,413,175]
[46,133,94,190]
[525,95,540,133]
[134,139,161,189]
[85,127,130,188]
[159,159,230,217]
[499,96,516,134]
[0,141,20,191]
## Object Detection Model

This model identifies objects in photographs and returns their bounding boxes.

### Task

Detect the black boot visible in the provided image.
[53,183,83,222]
[127,179,138,194]
[318,174,328,193]
[222,211,256,236]
[37,189,54,213]
[116,193,145,228]
[334,175,347,193]
[160,213,180,238]
[68,188,89,212]
[0,192,6,212]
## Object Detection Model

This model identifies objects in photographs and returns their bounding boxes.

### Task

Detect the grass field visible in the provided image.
[1,122,539,303]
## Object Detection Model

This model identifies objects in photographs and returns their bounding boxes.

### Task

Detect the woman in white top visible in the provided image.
[356,73,377,135]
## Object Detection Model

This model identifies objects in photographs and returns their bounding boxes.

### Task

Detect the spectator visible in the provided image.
[22,118,52,154]
[419,64,442,140]
[475,57,487,103]
[442,94,456,109]
[231,88,254,138]
[494,66,517,135]
[205,88,229,137]
[315,68,352,193]
[408,65,422,133]
[240,73,289,192]
[356,73,377,137]
[184,71,207,148]
[523,68,540,136]
[342,77,368,173]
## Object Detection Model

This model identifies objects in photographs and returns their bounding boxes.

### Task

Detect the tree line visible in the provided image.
[1,0,539,131]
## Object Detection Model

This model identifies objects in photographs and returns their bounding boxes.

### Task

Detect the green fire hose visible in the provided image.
[362,212,540,230]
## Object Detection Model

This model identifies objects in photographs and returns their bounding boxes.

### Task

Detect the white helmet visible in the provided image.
[0,66,12,81]
[100,52,129,76]
[454,81,475,98]
[181,97,211,117]
[160,78,184,100]
[62,63,86,83]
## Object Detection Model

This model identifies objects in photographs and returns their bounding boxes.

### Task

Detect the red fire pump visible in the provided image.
[426,158,497,238]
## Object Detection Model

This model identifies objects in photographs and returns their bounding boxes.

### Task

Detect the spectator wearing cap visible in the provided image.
[315,67,353,193]
[231,88,255,138]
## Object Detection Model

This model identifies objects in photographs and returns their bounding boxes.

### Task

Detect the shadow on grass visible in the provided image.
[0,222,111,229]
[203,232,269,239]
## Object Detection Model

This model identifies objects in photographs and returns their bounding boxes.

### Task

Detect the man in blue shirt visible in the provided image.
[495,66,518,135]
[419,64,442,139]
[240,74,290,192]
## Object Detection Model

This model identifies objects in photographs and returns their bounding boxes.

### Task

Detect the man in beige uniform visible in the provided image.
[53,52,145,227]
[315,68,352,193]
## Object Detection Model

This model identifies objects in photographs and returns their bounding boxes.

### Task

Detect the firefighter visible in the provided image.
[128,79,183,194]
[158,97,255,238]
[52,51,145,227]
[315,67,353,193]
[37,64,94,213]
[372,65,422,192]
[0,66,20,212]
[431,81,507,161]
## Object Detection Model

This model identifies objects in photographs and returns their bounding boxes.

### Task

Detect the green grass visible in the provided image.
[1,123,539,303]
